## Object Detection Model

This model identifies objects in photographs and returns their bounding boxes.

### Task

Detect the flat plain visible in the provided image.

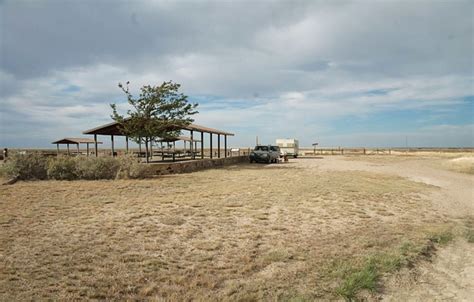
[1,154,473,301]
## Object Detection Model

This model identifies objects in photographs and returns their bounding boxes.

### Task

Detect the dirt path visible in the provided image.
[383,240,474,301]
[304,156,474,216]
[294,156,474,300]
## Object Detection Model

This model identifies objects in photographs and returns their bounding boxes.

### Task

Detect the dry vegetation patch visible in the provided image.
[0,162,454,300]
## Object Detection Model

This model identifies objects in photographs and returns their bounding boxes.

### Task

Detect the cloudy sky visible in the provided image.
[1,0,473,148]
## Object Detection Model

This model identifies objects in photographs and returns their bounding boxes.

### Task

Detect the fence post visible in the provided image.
[363,148,366,155]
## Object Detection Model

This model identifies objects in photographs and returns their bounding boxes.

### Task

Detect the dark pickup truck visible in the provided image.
[249,145,280,163]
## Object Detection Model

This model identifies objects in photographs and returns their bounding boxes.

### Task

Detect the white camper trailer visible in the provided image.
[276,138,299,158]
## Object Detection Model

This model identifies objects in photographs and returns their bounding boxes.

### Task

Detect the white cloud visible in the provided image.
[0,0,472,147]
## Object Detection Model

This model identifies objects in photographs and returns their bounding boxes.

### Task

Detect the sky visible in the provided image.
[0,0,473,148]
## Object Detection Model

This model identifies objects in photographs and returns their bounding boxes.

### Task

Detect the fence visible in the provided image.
[299,147,474,156]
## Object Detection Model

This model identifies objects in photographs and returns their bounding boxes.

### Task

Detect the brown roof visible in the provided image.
[184,124,234,136]
[52,138,102,145]
[83,120,234,136]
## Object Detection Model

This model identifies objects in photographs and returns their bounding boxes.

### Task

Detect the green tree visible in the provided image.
[110,81,198,163]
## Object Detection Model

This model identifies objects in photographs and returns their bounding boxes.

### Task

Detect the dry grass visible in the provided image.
[441,157,474,175]
[0,162,455,300]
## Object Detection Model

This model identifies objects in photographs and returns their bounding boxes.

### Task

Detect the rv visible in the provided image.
[276,138,299,158]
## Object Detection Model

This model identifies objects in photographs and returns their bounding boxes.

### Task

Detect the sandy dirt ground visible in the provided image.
[330,156,474,300]
[0,155,473,300]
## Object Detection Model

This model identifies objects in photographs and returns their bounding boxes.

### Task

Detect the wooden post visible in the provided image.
[190,130,194,159]
[210,133,213,159]
[201,131,204,159]
[150,140,153,160]
[57,144,60,156]
[94,134,98,157]
[217,134,221,158]
[363,148,366,155]
[224,135,227,158]
[87,143,90,156]
[125,136,129,153]
[139,136,142,153]
[161,141,164,161]
[67,143,70,156]
[77,143,80,155]
[111,135,115,157]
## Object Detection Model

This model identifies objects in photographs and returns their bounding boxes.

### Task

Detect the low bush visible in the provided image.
[75,157,120,180]
[3,153,153,181]
[2,152,48,180]
[47,156,78,180]
[117,155,154,179]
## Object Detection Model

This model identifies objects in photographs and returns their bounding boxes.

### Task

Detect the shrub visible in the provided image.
[117,155,153,179]
[75,157,120,180]
[47,156,78,180]
[2,152,48,180]
[3,153,153,182]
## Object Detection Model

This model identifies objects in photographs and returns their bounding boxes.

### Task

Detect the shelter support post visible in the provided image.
[210,133,213,159]
[173,141,176,162]
[77,143,80,155]
[94,134,98,157]
[217,134,221,158]
[57,144,60,156]
[201,132,204,159]
[87,143,90,156]
[67,144,70,156]
[224,135,227,158]
[111,135,115,157]
[190,130,194,159]
[150,140,153,159]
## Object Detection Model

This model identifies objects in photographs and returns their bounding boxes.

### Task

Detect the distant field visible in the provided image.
[1,155,473,300]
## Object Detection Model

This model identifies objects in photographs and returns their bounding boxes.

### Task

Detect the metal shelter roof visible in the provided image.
[83,120,234,136]
[52,138,103,145]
